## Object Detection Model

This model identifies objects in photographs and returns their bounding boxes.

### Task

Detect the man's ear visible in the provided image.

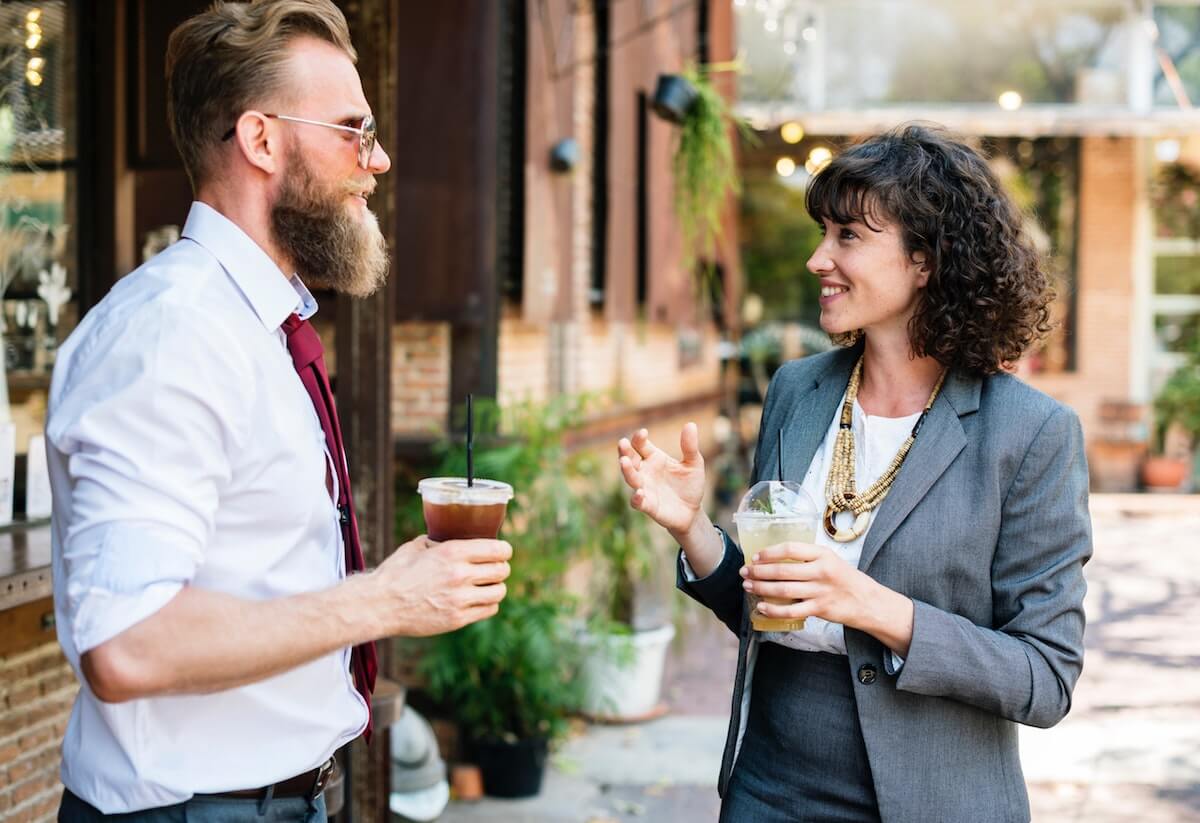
[231,112,280,175]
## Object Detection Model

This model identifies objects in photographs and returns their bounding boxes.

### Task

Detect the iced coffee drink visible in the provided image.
[418,477,514,541]
[733,481,819,633]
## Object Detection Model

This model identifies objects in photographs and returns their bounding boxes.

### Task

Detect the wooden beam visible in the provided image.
[336,0,398,819]
[0,597,57,657]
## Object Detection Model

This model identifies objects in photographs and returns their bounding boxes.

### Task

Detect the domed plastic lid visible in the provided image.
[733,480,818,521]
[417,477,514,506]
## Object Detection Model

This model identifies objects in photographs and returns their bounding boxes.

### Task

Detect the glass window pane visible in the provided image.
[738,0,1133,108]
[1,1,77,380]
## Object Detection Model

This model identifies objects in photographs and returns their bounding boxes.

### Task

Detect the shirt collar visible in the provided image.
[180,201,319,331]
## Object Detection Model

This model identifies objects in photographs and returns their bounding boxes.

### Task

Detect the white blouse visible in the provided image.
[762,393,919,657]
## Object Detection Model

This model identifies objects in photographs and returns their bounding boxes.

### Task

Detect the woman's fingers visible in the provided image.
[744,579,819,600]
[679,421,703,465]
[618,455,643,490]
[754,600,815,620]
[630,428,656,461]
[752,542,825,564]
[617,437,642,470]
[743,561,820,582]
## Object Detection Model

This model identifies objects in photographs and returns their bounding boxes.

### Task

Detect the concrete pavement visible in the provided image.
[428,494,1200,823]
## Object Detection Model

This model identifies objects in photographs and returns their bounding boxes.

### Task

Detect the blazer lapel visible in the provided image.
[857,369,980,572]
[778,346,858,483]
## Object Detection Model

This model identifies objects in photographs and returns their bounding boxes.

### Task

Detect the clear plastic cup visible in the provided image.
[417,477,514,541]
[733,480,820,632]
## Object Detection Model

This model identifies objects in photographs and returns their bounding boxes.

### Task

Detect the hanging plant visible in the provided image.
[664,64,753,293]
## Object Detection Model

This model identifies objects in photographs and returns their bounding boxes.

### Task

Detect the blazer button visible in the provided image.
[857,664,877,685]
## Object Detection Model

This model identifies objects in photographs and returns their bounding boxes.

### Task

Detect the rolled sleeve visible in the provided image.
[49,308,246,655]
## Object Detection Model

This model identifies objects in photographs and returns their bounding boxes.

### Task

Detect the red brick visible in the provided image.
[12,775,42,805]
[6,683,40,708]
[7,757,36,783]
[24,653,64,678]
[18,725,54,751]
[31,793,61,822]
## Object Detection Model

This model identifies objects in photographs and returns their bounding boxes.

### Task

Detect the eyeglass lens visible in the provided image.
[358,115,377,169]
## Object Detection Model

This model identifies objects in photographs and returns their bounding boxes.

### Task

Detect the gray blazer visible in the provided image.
[678,345,1092,823]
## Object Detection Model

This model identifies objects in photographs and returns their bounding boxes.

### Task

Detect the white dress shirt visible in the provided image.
[47,202,367,814]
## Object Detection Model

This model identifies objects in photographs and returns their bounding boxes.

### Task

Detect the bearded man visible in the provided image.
[45,2,511,820]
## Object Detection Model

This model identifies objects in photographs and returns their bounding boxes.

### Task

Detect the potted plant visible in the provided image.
[397,397,592,797]
[575,480,676,722]
[419,592,585,798]
[1145,341,1200,491]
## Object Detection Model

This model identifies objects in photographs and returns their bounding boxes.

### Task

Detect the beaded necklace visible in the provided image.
[822,355,947,543]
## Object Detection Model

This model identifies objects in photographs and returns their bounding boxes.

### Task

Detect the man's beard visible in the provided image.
[269,152,389,298]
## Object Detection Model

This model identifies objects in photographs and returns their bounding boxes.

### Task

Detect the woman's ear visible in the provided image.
[911,251,932,287]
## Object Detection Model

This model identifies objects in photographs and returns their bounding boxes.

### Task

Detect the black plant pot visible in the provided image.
[651,74,698,124]
[474,737,549,798]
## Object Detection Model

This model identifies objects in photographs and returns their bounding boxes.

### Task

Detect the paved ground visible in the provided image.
[424,494,1200,823]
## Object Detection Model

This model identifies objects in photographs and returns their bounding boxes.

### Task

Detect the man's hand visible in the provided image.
[369,535,512,637]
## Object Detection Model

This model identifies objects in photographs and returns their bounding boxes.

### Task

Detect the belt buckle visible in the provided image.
[308,757,336,802]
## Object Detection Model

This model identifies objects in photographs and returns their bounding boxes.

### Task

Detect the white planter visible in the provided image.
[578,623,676,721]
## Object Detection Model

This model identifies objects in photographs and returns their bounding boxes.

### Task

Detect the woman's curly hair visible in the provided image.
[804,123,1054,375]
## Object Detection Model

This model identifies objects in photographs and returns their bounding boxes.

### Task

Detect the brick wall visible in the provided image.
[0,641,77,822]
[497,313,551,409]
[391,322,451,436]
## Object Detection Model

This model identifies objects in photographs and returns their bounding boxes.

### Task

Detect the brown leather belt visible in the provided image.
[199,757,336,802]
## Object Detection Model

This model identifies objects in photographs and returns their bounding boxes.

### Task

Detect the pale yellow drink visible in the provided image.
[735,513,816,633]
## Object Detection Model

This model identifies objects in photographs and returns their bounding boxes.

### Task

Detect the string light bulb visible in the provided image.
[775,157,797,177]
[780,122,805,144]
[998,90,1023,111]
[805,146,833,174]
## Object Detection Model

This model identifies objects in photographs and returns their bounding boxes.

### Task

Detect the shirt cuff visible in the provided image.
[888,651,906,675]
[679,525,729,582]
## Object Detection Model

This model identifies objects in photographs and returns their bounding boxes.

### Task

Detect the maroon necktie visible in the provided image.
[282,313,378,742]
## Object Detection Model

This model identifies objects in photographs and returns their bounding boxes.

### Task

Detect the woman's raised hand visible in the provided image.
[617,423,706,537]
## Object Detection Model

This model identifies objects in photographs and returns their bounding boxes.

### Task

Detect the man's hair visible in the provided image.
[805,123,1054,375]
[165,0,356,191]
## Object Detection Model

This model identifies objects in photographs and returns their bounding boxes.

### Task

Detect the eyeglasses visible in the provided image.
[221,113,377,170]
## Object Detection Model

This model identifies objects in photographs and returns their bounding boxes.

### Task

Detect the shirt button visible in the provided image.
[857,664,877,685]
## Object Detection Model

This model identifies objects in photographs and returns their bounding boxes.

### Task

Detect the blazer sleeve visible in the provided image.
[675,360,795,636]
[894,405,1092,728]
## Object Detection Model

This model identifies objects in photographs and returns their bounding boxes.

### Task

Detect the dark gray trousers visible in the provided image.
[720,645,881,823]
[58,789,326,823]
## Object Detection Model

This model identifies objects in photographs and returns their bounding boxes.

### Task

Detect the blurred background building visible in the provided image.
[733,0,1200,493]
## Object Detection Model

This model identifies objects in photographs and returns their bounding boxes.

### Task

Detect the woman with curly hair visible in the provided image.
[617,123,1091,822]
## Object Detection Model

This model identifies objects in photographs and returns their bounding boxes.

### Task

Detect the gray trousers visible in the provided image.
[720,645,881,823]
[58,789,327,823]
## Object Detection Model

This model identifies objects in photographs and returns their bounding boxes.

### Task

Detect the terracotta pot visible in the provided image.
[1141,455,1188,490]
[449,763,484,801]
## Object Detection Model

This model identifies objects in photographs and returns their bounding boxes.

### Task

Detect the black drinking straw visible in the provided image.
[777,429,784,482]
[466,394,475,487]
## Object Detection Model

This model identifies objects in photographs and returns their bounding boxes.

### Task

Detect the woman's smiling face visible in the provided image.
[806,210,930,342]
